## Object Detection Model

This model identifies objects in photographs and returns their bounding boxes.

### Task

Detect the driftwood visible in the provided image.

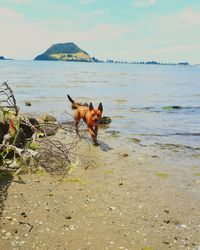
[0,81,18,115]
[0,81,82,176]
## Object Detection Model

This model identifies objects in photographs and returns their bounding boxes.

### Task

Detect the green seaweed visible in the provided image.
[191,165,199,170]
[106,131,120,138]
[115,99,127,104]
[94,162,102,168]
[163,106,173,111]
[28,142,39,150]
[36,167,47,176]
[127,138,141,144]
[0,169,12,183]
[104,169,113,175]
[163,106,181,111]
[194,153,200,159]
[62,178,86,185]
[156,172,170,178]
[194,173,200,177]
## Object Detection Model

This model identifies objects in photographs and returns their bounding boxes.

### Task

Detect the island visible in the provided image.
[0,56,13,60]
[34,42,100,62]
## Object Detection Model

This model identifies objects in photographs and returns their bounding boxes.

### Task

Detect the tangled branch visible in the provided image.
[0,81,18,115]
[0,81,86,176]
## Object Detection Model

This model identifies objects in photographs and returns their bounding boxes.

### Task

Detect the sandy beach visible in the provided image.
[0,126,200,250]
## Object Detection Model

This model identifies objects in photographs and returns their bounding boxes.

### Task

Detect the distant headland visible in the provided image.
[1,43,191,65]
[0,56,13,60]
[34,42,190,65]
[34,42,100,62]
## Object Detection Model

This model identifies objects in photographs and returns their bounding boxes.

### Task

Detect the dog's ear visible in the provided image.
[89,102,94,111]
[98,102,103,112]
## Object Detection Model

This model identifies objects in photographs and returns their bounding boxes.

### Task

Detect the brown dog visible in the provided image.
[67,95,103,145]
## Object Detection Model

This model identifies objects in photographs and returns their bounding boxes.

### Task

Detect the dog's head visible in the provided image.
[88,102,103,126]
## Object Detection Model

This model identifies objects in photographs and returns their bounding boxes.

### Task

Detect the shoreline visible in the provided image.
[0,128,200,249]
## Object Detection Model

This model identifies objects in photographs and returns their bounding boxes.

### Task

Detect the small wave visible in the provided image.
[162,106,200,111]
[131,133,200,137]
[155,143,200,151]
[130,106,200,112]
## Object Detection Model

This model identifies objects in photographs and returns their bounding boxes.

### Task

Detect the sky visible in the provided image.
[0,0,200,64]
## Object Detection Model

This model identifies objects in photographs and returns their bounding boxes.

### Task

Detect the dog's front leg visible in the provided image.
[94,125,98,137]
[88,126,98,145]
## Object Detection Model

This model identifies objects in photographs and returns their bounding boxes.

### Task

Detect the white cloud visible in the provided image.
[0,4,199,63]
[0,4,133,60]
[132,0,156,7]
[118,7,200,63]
[0,7,58,59]
[0,6,24,19]
[66,24,133,43]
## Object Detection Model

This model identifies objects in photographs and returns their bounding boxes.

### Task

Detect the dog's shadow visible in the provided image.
[80,135,113,152]
[95,140,113,152]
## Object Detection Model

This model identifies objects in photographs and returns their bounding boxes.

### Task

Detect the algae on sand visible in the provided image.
[194,173,200,177]
[61,178,86,185]
[156,172,170,178]
[0,169,13,183]
[127,138,141,144]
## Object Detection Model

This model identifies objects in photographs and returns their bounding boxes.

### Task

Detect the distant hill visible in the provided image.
[34,42,99,62]
[0,56,13,60]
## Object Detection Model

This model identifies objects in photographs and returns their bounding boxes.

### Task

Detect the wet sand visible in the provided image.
[0,128,200,250]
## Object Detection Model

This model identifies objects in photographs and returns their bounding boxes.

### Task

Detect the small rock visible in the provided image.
[38,114,57,123]
[7,160,20,170]
[128,138,141,144]
[5,232,11,238]
[151,155,159,158]
[25,101,31,106]
[20,212,27,218]
[99,116,112,125]
[5,216,12,220]
[164,209,169,214]
[41,126,57,136]
[118,152,129,157]
[106,130,120,137]
[109,206,117,211]
[11,228,18,234]
[65,215,72,220]
[163,241,170,245]
[181,224,187,228]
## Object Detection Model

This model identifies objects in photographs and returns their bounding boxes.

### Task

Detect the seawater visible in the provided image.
[0,60,200,147]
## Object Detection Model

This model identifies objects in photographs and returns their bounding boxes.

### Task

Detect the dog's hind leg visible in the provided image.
[74,120,80,135]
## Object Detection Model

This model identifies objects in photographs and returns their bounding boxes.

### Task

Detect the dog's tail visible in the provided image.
[67,94,79,109]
